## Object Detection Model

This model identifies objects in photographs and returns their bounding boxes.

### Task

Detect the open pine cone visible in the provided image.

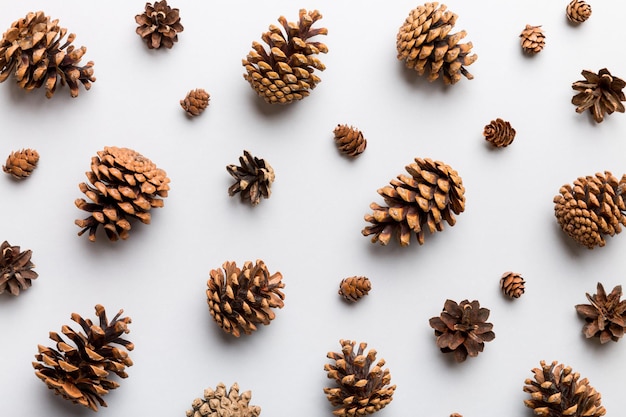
[32,305,133,411]
[576,282,626,343]
[0,240,38,296]
[0,11,95,98]
[338,276,371,302]
[567,0,592,23]
[227,150,275,206]
[135,0,184,49]
[3,148,39,179]
[186,383,261,417]
[572,68,625,123]
[333,124,367,157]
[483,118,516,147]
[520,24,545,54]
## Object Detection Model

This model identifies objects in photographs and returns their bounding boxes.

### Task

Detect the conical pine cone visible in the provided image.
[3,148,39,179]
[180,88,210,117]
[32,305,134,411]
[553,171,626,249]
[576,282,626,343]
[338,276,371,302]
[0,240,38,295]
[572,68,625,123]
[429,299,495,362]
[227,150,275,206]
[74,146,171,242]
[483,118,516,147]
[324,339,396,416]
[206,260,285,337]
[186,383,261,417]
[500,271,525,299]
[523,360,606,417]
[242,9,328,104]
[567,0,592,23]
[362,157,465,246]
[520,24,545,54]
[0,11,95,98]
[396,2,477,85]
[333,124,367,157]
[135,0,184,49]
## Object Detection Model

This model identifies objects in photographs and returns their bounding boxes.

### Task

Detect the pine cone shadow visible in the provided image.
[552,221,597,259]
[397,62,456,95]
[247,92,299,119]
[1,79,77,109]
[34,378,93,416]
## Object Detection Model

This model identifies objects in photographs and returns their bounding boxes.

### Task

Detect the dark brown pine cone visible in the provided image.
[2,149,39,179]
[576,282,626,343]
[483,118,516,147]
[500,271,525,299]
[226,150,275,206]
[180,88,210,116]
[566,0,592,23]
[185,383,261,417]
[333,124,367,157]
[0,240,38,295]
[338,276,371,302]
[135,0,184,49]
[572,68,625,123]
[520,24,545,54]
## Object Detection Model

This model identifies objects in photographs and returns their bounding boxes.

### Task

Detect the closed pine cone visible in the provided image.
[576,282,626,343]
[333,124,367,157]
[500,272,525,298]
[567,0,592,23]
[572,68,625,123]
[32,305,134,411]
[3,149,39,179]
[0,11,95,98]
[74,146,171,242]
[180,88,210,116]
[227,150,275,206]
[520,24,545,54]
[324,339,396,416]
[186,383,261,417]
[396,2,477,85]
[338,276,371,302]
[483,118,516,147]
[553,171,626,249]
[135,0,184,49]
[242,9,328,104]
[0,240,38,296]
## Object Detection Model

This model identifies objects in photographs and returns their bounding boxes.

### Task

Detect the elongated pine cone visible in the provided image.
[396,2,477,85]
[206,260,285,337]
[180,88,209,116]
[338,276,371,302]
[500,272,525,299]
[553,171,626,249]
[572,68,625,123]
[362,157,465,246]
[227,150,275,206]
[333,124,367,157]
[567,0,592,23]
[135,0,183,49]
[483,118,516,147]
[32,305,134,411]
[3,148,39,179]
[0,240,38,295]
[576,282,626,343]
[429,299,495,362]
[0,11,95,98]
[186,383,261,417]
[74,146,171,242]
[324,339,396,416]
[520,25,545,54]
[523,360,606,417]
[242,9,328,104]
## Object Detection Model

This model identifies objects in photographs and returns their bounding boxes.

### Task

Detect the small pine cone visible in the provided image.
[242,9,328,104]
[429,299,495,362]
[553,171,626,249]
[3,148,39,179]
[324,339,396,416]
[180,88,210,117]
[500,272,525,298]
[185,383,261,417]
[576,282,626,343]
[0,240,38,296]
[572,68,625,123]
[338,276,371,302]
[523,360,606,417]
[226,150,275,206]
[333,124,367,157]
[483,118,516,147]
[362,157,465,246]
[0,11,95,98]
[135,0,184,49]
[32,305,134,411]
[520,24,545,54]
[206,260,285,337]
[567,0,592,23]
[74,146,171,242]
[396,2,477,85]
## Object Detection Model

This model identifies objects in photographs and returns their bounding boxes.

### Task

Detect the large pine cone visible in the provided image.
[75,146,170,242]
[396,2,477,85]
[333,124,367,157]
[0,11,95,98]
[227,150,275,206]
[32,305,134,411]
[572,68,625,123]
[3,148,39,179]
[523,360,606,417]
[324,339,396,416]
[0,240,38,295]
[520,24,545,54]
[567,0,592,23]
[553,171,626,249]
[186,383,261,417]
[362,157,465,246]
[576,282,626,343]
[242,9,328,104]
[135,0,184,49]
[483,118,516,148]
[206,260,285,337]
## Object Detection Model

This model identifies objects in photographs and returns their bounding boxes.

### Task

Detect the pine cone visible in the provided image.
[227,150,275,206]
[324,339,396,416]
[483,118,516,147]
[135,0,184,49]
[0,11,95,98]
[576,282,626,343]
[500,271,525,299]
[567,0,592,23]
[186,383,261,417]
[74,146,171,242]
[429,299,495,362]
[362,157,465,246]
[523,360,606,417]
[520,24,545,54]
[242,9,328,104]
[333,124,367,157]
[0,240,38,295]
[572,68,625,123]
[206,260,285,337]
[3,148,39,179]
[32,305,134,411]
[180,88,210,117]
[553,171,626,249]
[396,2,477,85]
[338,276,371,302]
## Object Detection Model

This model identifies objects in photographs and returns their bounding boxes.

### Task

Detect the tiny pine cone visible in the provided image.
[333,124,367,157]
[3,149,39,179]
[483,118,516,147]
[338,276,371,302]
[181,88,210,117]
[566,0,592,23]
[520,25,545,54]
[500,272,525,298]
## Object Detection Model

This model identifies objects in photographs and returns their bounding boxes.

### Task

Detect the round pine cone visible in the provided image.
[186,383,261,417]
[500,271,525,299]
[0,240,38,296]
[483,118,516,147]
[180,88,210,117]
[338,276,371,302]
[135,0,184,49]
[333,124,367,157]
[226,150,275,206]
[3,148,39,179]
[576,282,626,343]
[567,0,592,23]
[74,146,170,242]
[520,24,545,54]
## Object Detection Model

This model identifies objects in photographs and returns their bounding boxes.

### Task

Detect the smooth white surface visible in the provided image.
[1,1,626,416]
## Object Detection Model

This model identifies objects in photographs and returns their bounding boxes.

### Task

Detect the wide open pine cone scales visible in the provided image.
[333,124,367,157]
[520,25,545,54]
[135,0,184,49]
[0,11,95,98]
[227,150,275,206]
[0,240,38,296]
[3,148,39,179]
[362,157,465,246]
[576,282,626,343]
[33,305,134,411]
[75,146,170,242]
[242,9,328,104]
[338,276,371,302]
[324,339,396,416]
[186,382,261,417]
[567,0,592,23]
[572,68,625,123]
[396,2,477,85]
[483,118,516,147]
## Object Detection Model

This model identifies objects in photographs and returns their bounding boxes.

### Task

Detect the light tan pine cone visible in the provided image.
[338,276,371,302]
[3,149,39,179]
[520,25,545,54]
[186,383,261,417]
[180,88,210,116]
[483,118,516,147]
[227,150,275,206]
[135,0,184,49]
[567,0,592,23]
[572,68,625,123]
[500,272,525,298]
[576,282,626,343]
[0,240,38,295]
[333,124,367,157]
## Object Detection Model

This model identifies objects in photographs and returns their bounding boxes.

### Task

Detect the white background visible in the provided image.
[1,1,626,416]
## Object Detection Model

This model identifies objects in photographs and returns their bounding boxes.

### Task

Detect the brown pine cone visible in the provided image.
[226,150,275,206]
[0,240,38,296]
[572,68,625,123]
[520,24,545,54]
[576,282,626,343]
[3,149,39,179]
[483,118,516,147]
[500,272,525,299]
[333,124,367,157]
[180,88,210,117]
[338,276,371,302]
[186,383,261,417]
[135,0,184,49]
[567,0,592,23]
